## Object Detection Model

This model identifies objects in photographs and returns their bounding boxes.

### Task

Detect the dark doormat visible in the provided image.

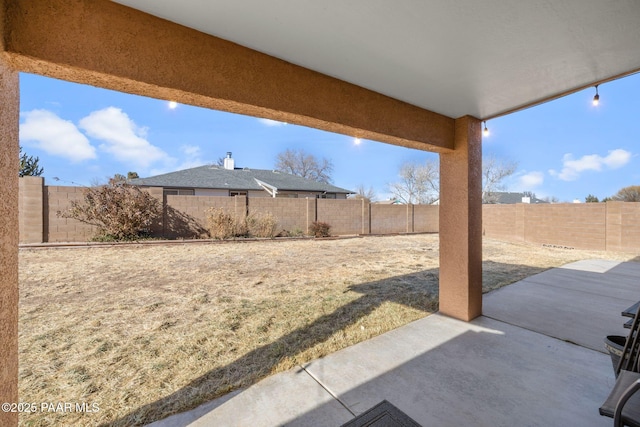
[340,400,422,427]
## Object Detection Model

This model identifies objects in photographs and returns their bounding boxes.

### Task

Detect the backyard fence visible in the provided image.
[482,202,640,252]
[18,177,640,252]
[18,177,439,243]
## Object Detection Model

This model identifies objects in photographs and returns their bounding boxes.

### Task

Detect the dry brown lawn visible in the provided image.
[18,235,640,426]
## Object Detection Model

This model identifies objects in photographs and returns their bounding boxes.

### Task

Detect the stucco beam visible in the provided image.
[2,0,454,152]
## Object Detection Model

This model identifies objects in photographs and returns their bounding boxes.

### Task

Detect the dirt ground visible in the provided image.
[17,235,640,426]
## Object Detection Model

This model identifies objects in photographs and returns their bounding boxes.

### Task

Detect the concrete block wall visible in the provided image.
[414,205,439,233]
[45,185,98,242]
[164,194,243,238]
[620,203,640,252]
[248,197,309,233]
[20,179,639,251]
[482,204,519,240]
[524,203,606,250]
[317,199,364,235]
[371,204,409,234]
[482,202,640,252]
[18,176,43,243]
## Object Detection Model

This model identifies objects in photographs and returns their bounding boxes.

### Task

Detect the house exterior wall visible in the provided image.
[194,188,228,197]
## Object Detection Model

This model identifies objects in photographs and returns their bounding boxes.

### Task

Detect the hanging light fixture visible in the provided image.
[483,121,489,137]
[592,85,600,106]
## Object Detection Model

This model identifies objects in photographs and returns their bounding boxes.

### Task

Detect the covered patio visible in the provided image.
[2,1,640,426]
[151,259,639,426]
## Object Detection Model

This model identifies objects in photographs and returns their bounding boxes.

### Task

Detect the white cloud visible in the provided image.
[79,107,168,168]
[177,144,207,169]
[20,109,96,162]
[549,149,631,181]
[258,118,287,127]
[148,145,206,176]
[518,171,544,189]
[181,144,201,158]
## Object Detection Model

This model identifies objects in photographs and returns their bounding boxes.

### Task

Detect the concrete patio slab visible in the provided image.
[484,261,640,352]
[524,264,640,299]
[148,259,639,427]
[150,367,353,427]
[559,259,625,274]
[304,314,613,427]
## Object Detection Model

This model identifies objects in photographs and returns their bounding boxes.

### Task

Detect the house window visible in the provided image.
[163,188,195,196]
[230,191,247,197]
[317,193,337,199]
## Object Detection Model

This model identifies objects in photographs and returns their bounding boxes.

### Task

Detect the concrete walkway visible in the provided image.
[149,259,640,427]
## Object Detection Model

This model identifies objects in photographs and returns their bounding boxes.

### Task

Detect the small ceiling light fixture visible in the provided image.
[483,121,489,137]
[592,85,600,106]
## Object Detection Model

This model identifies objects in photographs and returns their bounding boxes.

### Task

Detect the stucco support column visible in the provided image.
[439,116,482,321]
[0,56,20,427]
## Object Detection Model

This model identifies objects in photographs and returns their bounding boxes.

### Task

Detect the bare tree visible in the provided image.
[352,184,377,203]
[482,154,518,203]
[388,155,516,205]
[611,185,640,202]
[275,148,334,183]
[388,160,439,204]
[542,196,560,204]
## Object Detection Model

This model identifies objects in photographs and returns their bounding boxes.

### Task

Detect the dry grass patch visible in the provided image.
[18,235,639,426]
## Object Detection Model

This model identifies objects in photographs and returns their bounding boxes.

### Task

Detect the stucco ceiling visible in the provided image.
[112,0,640,120]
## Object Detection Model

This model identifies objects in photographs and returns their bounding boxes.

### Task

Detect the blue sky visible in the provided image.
[19,71,639,202]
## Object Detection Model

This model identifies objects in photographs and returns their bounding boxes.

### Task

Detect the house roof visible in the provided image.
[487,192,548,204]
[130,165,353,194]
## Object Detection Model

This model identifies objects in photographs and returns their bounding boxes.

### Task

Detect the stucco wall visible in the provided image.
[0,55,19,427]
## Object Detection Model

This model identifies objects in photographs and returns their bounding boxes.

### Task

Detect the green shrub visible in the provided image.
[310,221,331,238]
[58,182,161,241]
